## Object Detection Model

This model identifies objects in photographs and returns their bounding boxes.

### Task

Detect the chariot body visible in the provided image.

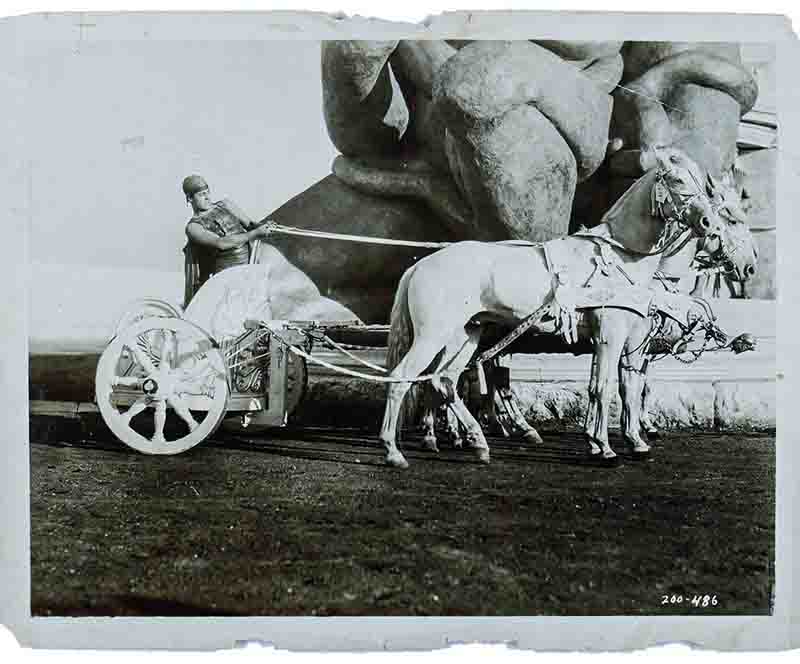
[95,260,390,455]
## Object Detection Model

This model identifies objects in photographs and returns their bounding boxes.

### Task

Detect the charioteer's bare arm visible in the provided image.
[186,221,270,251]
[219,198,257,228]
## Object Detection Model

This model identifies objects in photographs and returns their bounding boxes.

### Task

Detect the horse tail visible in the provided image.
[386,265,423,434]
[386,265,415,372]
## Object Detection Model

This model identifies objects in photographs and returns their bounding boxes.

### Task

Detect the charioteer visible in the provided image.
[182,174,273,306]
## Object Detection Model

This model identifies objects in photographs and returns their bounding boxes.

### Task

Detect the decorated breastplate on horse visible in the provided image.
[534,231,655,343]
[192,202,251,274]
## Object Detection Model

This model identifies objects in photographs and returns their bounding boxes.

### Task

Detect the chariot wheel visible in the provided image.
[113,298,183,337]
[95,317,229,455]
[285,352,309,418]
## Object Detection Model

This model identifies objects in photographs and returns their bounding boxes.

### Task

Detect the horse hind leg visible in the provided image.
[379,336,448,468]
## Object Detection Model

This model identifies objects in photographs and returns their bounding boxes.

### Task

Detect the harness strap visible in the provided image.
[653,270,680,293]
[473,299,554,369]
[258,323,442,384]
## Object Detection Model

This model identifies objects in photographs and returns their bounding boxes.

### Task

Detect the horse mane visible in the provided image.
[598,168,665,254]
[600,168,657,229]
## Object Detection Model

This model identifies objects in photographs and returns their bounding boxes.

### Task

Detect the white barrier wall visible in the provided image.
[299,300,776,432]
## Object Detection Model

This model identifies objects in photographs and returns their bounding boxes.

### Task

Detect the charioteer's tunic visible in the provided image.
[183,200,252,307]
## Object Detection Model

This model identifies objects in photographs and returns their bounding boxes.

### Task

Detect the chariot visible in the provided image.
[95,280,391,456]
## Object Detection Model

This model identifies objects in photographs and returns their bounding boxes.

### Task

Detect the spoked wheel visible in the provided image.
[113,298,183,335]
[285,352,309,418]
[95,317,229,455]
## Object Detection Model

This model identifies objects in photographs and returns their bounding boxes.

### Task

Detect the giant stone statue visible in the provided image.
[267,40,760,322]
[608,42,758,197]
[269,40,624,322]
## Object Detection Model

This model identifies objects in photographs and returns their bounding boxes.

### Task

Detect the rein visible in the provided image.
[258,221,451,249]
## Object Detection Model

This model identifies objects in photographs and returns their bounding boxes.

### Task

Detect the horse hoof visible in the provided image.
[421,437,440,453]
[522,429,543,445]
[385,452,409,469]
[599,455,621,467]
[631,449,652,460]
[453,438,463,449]
[475,448,491,464]
[645,429,661,440]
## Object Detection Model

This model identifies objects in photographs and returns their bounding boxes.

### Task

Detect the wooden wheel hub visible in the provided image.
[142,377,159,396]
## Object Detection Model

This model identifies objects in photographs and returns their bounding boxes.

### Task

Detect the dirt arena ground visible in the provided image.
[30,424,774,616]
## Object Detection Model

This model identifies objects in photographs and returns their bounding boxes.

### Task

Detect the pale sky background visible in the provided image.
[25,39,336,272]
[23,39,774,273]
[22,38,341,342]
[17,37,774,344]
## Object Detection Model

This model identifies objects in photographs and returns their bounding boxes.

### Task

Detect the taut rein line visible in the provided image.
[258,221,452,249]
[257,168,707,259]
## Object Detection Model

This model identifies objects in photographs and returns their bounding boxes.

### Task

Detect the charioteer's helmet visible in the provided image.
[182,175,209,201]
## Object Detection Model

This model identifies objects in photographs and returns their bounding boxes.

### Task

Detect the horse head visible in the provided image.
[699,172,759,283]
[649,146,725,241]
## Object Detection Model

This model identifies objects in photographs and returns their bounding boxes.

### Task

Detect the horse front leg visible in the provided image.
[619,362,652,456]
[479,370,507,436]
[619,319,653,456]
[584,351,602,455]
[639,377,660,439]
[496,386,543,444]
[445,404,463,448]
[587,315,628,462]
[448,392,491,463]
[432,374,489,462]
[432,330,489,463]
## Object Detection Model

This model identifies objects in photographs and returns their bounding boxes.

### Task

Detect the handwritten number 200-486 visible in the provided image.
[661,595,718,607]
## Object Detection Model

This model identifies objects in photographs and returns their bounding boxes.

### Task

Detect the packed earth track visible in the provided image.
[30,424,774,616]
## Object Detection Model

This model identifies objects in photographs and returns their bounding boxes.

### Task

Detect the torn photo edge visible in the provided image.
[1,8,798,652]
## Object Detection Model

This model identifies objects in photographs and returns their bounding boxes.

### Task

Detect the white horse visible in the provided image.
[627,185,758,442]
[419,170,759,456]
[378,147,744,468]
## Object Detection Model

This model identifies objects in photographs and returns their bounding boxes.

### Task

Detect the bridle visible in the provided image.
[690,184,752,285]
[654,166,706,224]
[635,167,713,259]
